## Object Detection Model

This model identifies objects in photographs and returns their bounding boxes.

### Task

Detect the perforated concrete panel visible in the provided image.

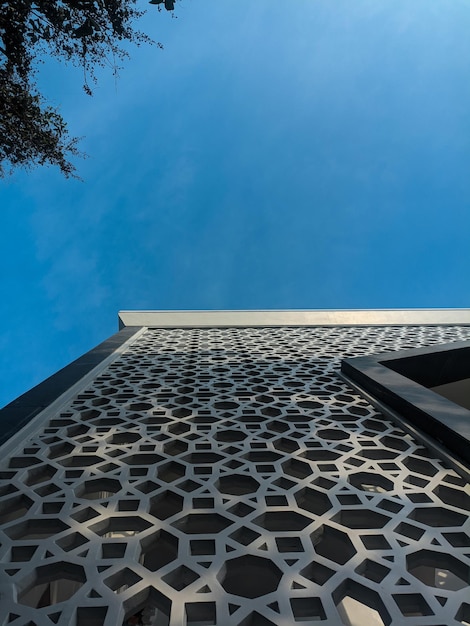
[1,325,470,626]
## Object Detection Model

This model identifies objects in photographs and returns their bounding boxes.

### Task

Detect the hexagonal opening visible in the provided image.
[4,518,69,540]
[163,440,189,455]
[282,458,312,479]
[214,400,239,411]
[300,561,335,586]
[104,568,142,593]
[157,461,186,482]
[18,562,85,608]
[172,513,233,534]
[216,475,260,495]
[90,516,151,538]
[136,480,159,495]
[66,423,89,437]
[355,559,390,583]
[273,437,299,453]
[302,449,340,461]
[408,506,466,527]
[121,453,163,466]
[253,511,311,532]
[244,451,282,463]
[295,487,333,515]
[348,472,393,493]
[230,526,261,546]
[215,429,247,442]
[109,432,140,444]
[149,490,184,520]
[140,530,179,572]
[76,478,122,500]
[80,409,101,420]
[183,452,224,464]
[331,510,390,529]
[333,579,391,626]
[358,449,398,460]
[129,402,154,411]
[9,455,42,469]
[163,565,199,590]
[317,428,349,440]
[48,442,74,459]
[433,484,470,511]
[71,506,100,523]
[403,457,438,477]
[56,532,88,552]
[311,525,356,565]
[0,483,18,497]
[218,555,282,598]
[168,422,191,435]
[0,495,34,524]
[379,435,410,451]
[123,586,171,626]
[444,531,470,547]
[407,550,470,591]
[59,455,104,467]
[24,464,57,486]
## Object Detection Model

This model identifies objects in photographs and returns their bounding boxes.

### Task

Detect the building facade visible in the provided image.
[0,310,469,626]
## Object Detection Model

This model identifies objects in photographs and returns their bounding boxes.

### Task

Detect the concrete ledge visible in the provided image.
[119,309,470,329]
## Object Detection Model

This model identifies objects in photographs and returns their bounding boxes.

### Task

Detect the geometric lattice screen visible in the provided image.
[0,325,469,626]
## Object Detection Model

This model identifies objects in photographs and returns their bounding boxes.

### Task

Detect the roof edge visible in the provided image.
[118,309,470,329]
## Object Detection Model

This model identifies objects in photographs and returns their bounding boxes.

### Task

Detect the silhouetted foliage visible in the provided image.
[0,1,173,178]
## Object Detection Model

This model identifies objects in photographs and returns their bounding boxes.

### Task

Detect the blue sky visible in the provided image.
[1,0,470,408]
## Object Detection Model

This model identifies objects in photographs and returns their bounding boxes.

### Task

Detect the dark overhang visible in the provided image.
[0,326,141,446]
[341,340,470,471]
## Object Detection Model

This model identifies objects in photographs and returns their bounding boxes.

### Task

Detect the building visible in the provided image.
[0,310,469,626]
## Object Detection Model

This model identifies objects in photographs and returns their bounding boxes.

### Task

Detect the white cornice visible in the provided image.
[118,309,470,329]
